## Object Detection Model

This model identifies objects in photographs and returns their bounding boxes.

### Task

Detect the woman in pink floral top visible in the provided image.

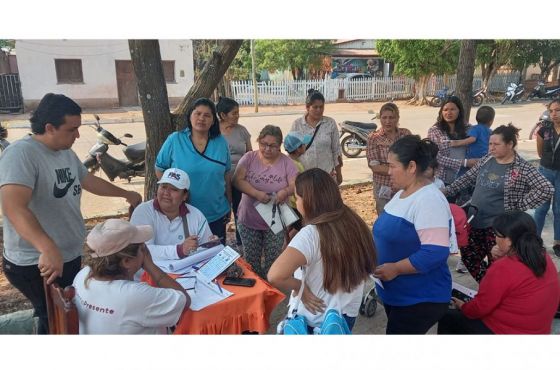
[443,124,553,282]
[233,125,298,278]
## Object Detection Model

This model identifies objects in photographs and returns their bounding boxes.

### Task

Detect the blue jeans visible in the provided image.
[533,166,560,241]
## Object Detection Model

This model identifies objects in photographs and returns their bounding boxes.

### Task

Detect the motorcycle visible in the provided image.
[501,82,524,104]
[471,87,486,107]
[528,109,552,140]
[339,113,378,158]
[527,81,560,100]
[82,115,146,182]
[430,87,485,107]
[0,123,9,153]
[429,87,454,107]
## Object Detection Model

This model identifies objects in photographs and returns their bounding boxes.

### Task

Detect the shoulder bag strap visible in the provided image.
[305,123,322,150]
[181,212,190,239]
[190,135,227,167]
[288,266,306,318]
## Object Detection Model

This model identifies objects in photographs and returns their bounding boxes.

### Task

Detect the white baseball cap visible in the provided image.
[157,168,190,190]
[87,219,153,258]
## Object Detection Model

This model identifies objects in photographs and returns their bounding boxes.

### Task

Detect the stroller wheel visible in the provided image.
[364,299,377,317]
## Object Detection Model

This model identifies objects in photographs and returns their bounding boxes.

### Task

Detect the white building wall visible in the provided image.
[335,40,376,49]
[15,39,194,108]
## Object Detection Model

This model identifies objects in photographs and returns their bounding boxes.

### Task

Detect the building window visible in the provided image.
[55,59,84,84]
[162,61,176,83]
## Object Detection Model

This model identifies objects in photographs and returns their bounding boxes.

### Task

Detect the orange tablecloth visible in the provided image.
[143,259,285,334]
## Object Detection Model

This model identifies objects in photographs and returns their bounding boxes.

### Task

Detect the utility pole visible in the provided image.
[250,39,259,113]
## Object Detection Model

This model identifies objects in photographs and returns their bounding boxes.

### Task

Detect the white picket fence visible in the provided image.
[426,72,520,95]
[230,73,520,106]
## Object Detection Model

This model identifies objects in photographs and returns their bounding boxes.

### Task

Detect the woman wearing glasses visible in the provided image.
[156,98,232,241]
[233,125,298,278]
[290,89,343,184]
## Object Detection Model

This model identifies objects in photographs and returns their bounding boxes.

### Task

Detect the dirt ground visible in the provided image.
[0,183,376,316]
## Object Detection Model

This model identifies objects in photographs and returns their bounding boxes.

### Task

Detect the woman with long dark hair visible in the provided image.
[156,98,232,240]
[428,96,477,186]
[268,168,376,332]
[438,211,560,334]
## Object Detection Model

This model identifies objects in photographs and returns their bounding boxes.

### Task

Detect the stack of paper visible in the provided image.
[255,201,299,234]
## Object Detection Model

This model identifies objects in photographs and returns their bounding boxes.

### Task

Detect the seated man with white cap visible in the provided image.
[73,219,189,334]
[130,168,218,261]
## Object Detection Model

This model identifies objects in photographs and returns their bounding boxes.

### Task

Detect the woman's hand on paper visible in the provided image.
[451,297,465,310]
[275,189,289,204]
[256,191,272,204]
[181,235,199,255]
[373,263,399,282]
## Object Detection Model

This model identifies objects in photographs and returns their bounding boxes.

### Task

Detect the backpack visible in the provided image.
[277,267,351,335]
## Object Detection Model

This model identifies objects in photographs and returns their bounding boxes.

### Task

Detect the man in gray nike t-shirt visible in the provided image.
[0,93,142,334]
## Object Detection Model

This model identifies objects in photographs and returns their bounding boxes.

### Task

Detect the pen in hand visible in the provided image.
[196,220,207,238]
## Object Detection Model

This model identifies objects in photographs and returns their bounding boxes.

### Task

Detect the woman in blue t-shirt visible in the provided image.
[373,135,452,334]
[156,98,232,240]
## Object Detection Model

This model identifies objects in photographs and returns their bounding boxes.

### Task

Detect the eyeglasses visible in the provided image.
[258,142,280,150]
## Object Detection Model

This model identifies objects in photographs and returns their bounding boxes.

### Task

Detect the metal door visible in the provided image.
[115,60,139,107]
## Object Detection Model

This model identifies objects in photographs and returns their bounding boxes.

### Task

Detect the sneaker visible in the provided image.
[553,244,560,258]
[455,259,468,273]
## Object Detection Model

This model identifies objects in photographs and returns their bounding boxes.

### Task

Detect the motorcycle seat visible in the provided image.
[343,121,378,130]
[123,141,146,162]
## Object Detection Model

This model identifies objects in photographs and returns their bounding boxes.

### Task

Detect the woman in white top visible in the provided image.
[268,168,377,331]
[130,168,218,261]
[73,219,189,334]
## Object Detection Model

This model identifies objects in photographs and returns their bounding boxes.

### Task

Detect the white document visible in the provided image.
[197,246,240,283]
[187,275,233,311]
[372,276,384,289]
[155,245,225,274]
[254,201,299,234]
[452,281,478,299]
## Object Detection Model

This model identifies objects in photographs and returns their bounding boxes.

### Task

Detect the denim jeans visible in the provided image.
[533,166,560,241]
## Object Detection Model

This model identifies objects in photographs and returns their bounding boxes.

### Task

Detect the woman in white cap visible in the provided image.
[130,168,218,261]
[73,219,189,334]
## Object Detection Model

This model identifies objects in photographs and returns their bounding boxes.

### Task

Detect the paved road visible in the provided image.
[1,100,549,219]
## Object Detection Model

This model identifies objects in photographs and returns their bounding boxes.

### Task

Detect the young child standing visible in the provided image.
[466,105,495,160]
[283,131,311,233]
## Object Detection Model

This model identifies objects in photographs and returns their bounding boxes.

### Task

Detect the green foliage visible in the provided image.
[0,39,15,50]
[230,40,334,80]
[377,40,460,79]
[510,40,560,72]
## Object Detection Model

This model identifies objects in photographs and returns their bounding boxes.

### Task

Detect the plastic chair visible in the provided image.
[43,279,79,334]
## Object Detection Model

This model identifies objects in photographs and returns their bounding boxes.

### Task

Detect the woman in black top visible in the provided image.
[534,98,560,257]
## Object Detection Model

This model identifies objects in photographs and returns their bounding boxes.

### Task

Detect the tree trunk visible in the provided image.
[409,75,430,105]
[172,40,243,129]
[129,40,174,200]
[455,40,477,122]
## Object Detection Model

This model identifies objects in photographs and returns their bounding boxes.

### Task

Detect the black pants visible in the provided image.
[437,307,494,334]
[231,186,243,245]
[208,213,230,242]
[2,256,82,334]
[384,302,449,334]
